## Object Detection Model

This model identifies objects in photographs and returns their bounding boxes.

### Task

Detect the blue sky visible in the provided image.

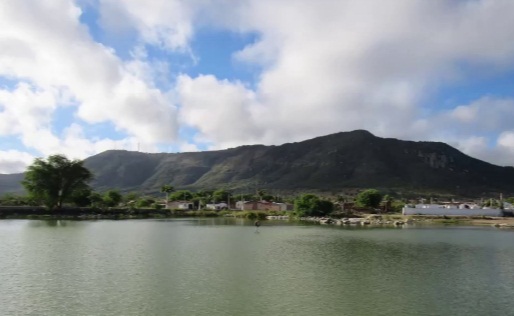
[1,0,514,173]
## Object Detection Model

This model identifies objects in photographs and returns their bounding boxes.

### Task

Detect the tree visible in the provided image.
[103,190,122,207]
[356,189,383,209]
[382,194,393,213]
[89,192,104,208]
[136,197,155,208]
[161,185,174,207]
[22,154,93,209]
[168,190,194,201]
[0,193,37,206]
[123,192,140,203]
[69,188,93,207]
[294,194,334,217]
[505,197,514,204]
[213,189,231,203]
[257,189,267,201]
[193,190,214,210]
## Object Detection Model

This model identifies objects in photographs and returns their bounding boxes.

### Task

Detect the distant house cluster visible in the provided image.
[235,201,293,211]
[167,201,194,210]
[166,200,293,211]
[206,202,228,210]
[402,201,513,217]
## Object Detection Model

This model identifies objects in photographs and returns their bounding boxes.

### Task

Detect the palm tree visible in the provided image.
[195,190,211,210]
[257,189,266,201]
[383,195,393,213]
[161,185,174,208]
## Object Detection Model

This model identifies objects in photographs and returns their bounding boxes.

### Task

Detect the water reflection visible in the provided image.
[27,220,86,228]
[0,219,514,315]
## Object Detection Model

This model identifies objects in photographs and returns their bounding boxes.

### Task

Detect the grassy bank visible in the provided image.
[0,206,282,221]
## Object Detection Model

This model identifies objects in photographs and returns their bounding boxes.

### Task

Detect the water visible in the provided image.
[1,218,514,316]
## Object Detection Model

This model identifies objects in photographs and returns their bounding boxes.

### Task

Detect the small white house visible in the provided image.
[403,204,503,216]
[206,202,228,210]
[168,201,194,210]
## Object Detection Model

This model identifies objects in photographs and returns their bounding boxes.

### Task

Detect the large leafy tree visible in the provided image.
[103,190,123,207]
[294,194,333,217]
[168,190,194,201]
[194,190,214,210]
[22,154,93,210]
[213,188,231,203]
[69,188,93,207]
[356,189,383,209]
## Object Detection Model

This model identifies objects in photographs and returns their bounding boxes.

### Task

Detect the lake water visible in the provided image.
[1,218,514,316]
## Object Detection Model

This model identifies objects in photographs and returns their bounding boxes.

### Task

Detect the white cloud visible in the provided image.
[179,142,200,153]
[98,0,194,51]
[172,0,514,153]
[445,97,514,132]
[433,131,514,168]
[0,0,178,169]
[0,150,34,173]
[177,74,264,148]
[25,123,141,159]
[0,83,59,136]
[414,96,514,149]
[3,0,514,172]
[0,0,177,140]
[498,131,514,149]
[450,105,478,123]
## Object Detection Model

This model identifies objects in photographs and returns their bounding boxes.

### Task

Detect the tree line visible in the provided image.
[2,154,406,215]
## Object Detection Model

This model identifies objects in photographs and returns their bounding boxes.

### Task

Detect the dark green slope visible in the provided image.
[2,130,514,195]
[0,173,24,193]
[83,130,514,195]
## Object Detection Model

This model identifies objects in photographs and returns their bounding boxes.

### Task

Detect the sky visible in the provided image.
[1,0,514,174]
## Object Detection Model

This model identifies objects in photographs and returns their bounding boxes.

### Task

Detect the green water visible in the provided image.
[1,218,513,315]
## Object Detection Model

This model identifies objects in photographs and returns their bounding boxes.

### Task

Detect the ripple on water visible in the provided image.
[1,220,514,315]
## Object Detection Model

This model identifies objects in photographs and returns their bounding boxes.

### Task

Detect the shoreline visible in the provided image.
[1,207,514,228]
[299,214,514,228]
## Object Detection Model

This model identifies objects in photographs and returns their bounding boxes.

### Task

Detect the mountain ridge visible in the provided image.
[1,130,513,197]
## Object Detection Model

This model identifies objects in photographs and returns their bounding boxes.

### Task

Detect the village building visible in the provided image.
[205,202,228,210]
[235,201,293,211]
[167,201,194,210]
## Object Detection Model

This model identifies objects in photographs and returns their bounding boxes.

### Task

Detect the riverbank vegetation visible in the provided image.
[2,154,512,225]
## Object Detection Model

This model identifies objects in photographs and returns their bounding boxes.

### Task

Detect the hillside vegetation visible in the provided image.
[2,130,514,196]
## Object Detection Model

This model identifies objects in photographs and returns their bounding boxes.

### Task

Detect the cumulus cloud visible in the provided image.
[446,132,514,167]
[0,150,35,174]
[446,97,514,132]
[0,0,178,172]
[171,0,514,153]
[98,0,194,51]
[179,142,201,153]
[3,0,514,173]
[417,96,514,161]
[24,123,145,160]
[177,74,264,148]
[0,0,178,140]
[0,83,59,136]
[498,132,514,149]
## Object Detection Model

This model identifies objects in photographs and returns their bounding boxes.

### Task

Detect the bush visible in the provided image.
[233,211,267,220]
[356,189,383,208]
[294,194,334,217]
[267,210,287,216]
[152,203,164,210]
[136,197,154,208]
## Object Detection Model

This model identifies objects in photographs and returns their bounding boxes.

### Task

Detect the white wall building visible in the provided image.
[206,202,228,210]
[402,204,504,216]
[168,201,194,210]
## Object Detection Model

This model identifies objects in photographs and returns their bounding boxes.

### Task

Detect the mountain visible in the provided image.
[0,173,25,194]
[2,130,514,196]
